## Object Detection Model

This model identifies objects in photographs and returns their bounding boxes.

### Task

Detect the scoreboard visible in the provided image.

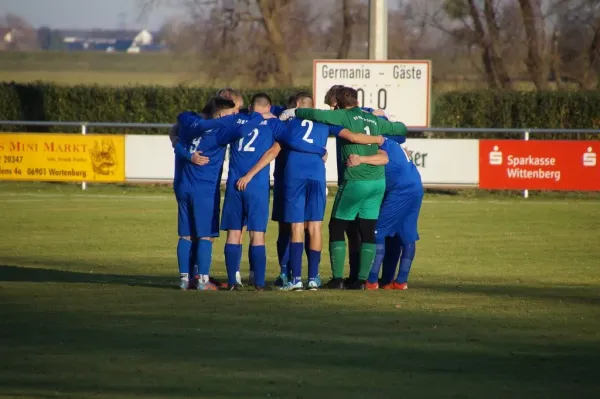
[313,60,431,127]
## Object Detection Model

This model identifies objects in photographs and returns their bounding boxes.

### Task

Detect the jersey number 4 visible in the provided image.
[238,129,259,152]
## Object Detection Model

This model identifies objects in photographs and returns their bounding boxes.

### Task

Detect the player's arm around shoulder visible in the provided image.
[347,149,389,167]
[378,118,408,136]
[295,108,347,126]
[335,126,384,145]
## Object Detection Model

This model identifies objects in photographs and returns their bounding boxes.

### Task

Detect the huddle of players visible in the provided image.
[172,85,423,291]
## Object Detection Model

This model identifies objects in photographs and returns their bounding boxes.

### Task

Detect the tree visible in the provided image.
[337,0,353,59]
[139,0,296,86]
[555,0,600,89]
[432,0,512,89]
[517,0,548,90]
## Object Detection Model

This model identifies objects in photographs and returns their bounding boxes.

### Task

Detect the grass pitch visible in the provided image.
[0,183,599,399]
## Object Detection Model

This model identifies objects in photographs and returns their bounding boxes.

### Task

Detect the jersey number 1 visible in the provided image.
[238,129,259,152]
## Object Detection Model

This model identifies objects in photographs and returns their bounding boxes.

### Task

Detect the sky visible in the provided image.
[0,0,180,30]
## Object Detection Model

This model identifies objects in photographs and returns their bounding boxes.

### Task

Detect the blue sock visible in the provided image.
[396,241,416,283]
[307,249,321,281]
[197,239,213,277]
[177,238,192,275]
[188,240,198,277]
[367,235,385,283]
[249,245,266,287]
[277,233,290,276]
[289,242,303,284]
[224,243,242,286]
[382,235,402,284]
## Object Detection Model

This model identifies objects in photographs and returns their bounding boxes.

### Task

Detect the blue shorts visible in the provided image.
[176,187,220,238]
[284,179,326,223]
[376,187,423,243]
[271,179,284,222]
[221,183,270,232]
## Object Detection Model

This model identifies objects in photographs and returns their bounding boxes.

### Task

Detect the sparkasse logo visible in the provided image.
[583,147,596,167]
[489,146,502,165]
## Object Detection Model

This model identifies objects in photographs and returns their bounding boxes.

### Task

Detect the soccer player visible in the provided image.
[174,97,266,290]
[170,88,244,288]
[270,93,314,287]
[347,139,423,290]
[280,87,408,289]
[321,85,389,287]
[221,93,327,291]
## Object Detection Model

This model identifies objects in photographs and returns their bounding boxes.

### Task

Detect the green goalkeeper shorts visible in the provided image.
[331,179,386,221]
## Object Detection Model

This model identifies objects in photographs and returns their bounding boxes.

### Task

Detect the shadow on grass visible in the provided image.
[419,281,600,306]
[0,287,599,399]
[1,264,598,306]
[0,264,173,289]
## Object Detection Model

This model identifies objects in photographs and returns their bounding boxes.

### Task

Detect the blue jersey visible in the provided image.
[228,117,276,187]
[176,111,264,191]
[281,118,340,181]
[380,138,422,192]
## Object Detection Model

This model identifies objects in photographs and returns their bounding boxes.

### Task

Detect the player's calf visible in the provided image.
[306,221,322,289]
[196,237,219,290]
[224,230,243,289]
[177,236,193,290]
[284,223,305,291]
[249,231,267,290]
[275,222,291,286]
[324,217,349,289]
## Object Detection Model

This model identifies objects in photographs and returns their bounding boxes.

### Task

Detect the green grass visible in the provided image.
[1,183,599,398]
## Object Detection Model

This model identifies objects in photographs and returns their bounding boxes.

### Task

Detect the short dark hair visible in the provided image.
[286,94,297,109]
[324,85,345,106]
[201,97,236,118]
[216,87,242,101]
[287,91,313,108]
[335,87,358,108]
[251,92,272,107]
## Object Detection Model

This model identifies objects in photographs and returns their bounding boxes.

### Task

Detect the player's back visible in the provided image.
[228,118,274,186]
[381,139,422,192]
[284,118,329,181]
[179,129,228,191]
[335,107,383,181]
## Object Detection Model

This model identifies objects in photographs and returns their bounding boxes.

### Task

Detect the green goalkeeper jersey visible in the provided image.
[296,107,407,181]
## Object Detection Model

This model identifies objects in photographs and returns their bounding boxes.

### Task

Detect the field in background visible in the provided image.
[1,183,599,398]
[0,50,543,91]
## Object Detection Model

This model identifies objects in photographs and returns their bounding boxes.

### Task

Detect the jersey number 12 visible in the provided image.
[238,129,259,152]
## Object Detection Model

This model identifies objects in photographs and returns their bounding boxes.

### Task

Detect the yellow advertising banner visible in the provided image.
[0,133,125,182]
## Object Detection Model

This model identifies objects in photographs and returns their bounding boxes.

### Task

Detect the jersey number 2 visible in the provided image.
[238,129,259,152]
[301,120,314,143]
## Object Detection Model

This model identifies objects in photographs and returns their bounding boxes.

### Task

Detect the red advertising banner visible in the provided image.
[479,140,600,191]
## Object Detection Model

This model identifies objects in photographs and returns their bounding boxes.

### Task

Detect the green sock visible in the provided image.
[329,241,346,278]
[358,243,377,280]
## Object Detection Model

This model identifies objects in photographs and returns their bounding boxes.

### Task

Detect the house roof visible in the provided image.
[58,29,156,40]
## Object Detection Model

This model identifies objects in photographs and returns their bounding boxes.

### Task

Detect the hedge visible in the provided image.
[431,91,600,139]
[0,82,310,134]
[1,83,599,139]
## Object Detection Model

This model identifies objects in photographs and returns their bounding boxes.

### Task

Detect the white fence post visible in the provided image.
[523,129,530,199]
[81,123,87,191]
